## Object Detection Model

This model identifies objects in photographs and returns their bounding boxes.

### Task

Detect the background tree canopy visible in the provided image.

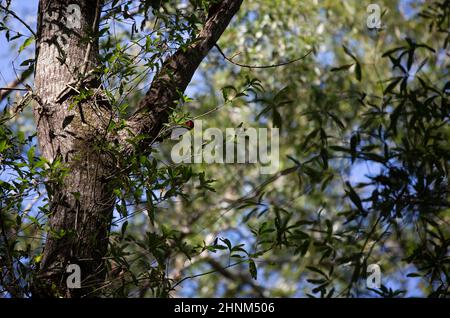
[0,0,449,298]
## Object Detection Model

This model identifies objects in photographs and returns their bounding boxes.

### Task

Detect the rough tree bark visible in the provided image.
[32,0,114,297]
[31,0,243,297]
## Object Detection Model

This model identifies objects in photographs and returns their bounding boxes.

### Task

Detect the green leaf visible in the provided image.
[330,63,354,72]
[343,45,357,60]
[345,182,365,214]
[406,273,422,278]
[327,112,346,130]
[382,46,406,57]
[121,221,128,237]
[222,85,237,102]
[355,62,362,81]
[20,58,34,66]
[19,36,34,53]
[249,259,257,280]
[27,146,35,164]
[220,238,232,250]
[350,133,359,163]
[384,77,403,94]
[306,266,328,278]
[272,108,282,130]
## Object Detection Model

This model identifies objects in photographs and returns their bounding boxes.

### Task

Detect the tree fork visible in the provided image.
[31,0,244,297]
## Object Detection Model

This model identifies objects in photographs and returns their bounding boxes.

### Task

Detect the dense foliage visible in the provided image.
[0,0,449,297]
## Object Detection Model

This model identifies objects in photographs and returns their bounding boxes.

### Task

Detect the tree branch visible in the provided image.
[124,0,244,147]
[215,44,313,69]
[206,258,265,297]
[0,73,30,103]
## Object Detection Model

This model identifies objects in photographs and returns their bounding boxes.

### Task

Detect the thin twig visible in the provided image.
[172,259,247,289]
[0,87,28,91]
[0,4,37,37]
[80,0,101,77]
[215,45,313,69]
[0,77,29,102]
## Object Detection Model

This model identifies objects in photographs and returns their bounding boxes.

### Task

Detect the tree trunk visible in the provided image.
[30,0,243,297]
[32,0,113,297]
